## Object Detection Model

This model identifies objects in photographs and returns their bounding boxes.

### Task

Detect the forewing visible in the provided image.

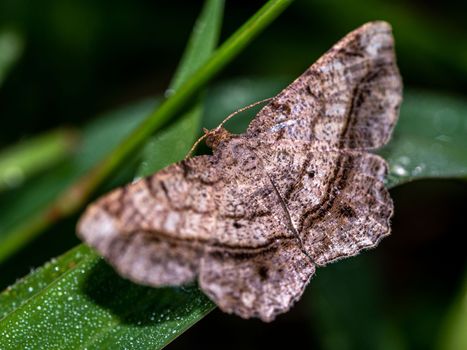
[246,21,402,150]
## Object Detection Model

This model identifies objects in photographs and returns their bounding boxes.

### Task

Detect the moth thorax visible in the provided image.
[205,127,233,150]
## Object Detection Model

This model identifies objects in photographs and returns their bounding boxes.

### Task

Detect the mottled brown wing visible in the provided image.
[246,21,402,150]
[78,142,297,287]
[78,20,402,322]
[300,152,392,265]
[78,138,317,320]
[77,178,203,286]
[257,138,392,266]
[199,240,315,322]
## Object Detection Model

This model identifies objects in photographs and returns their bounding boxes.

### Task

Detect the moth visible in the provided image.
[78,21,402,321]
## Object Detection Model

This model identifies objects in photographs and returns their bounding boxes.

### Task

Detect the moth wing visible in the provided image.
[246,21,402,150]
[299,151,393,265]
[78,148,294,287]
[257,140,392,267]
[199,240,315,322]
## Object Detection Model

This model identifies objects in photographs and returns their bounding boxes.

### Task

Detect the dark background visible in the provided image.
[1,1,466,349]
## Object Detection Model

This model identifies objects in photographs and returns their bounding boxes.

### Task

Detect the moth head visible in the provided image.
[205,127,233,150]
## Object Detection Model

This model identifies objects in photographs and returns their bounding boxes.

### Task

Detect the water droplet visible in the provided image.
[392,164,408,177]
[411,164,425,176]
[164,88,175,98]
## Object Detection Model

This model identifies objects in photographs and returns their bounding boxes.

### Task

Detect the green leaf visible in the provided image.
[0,246,213,349]
[137,0,224,177]
[380,91,467,188]
[168,0,223,93]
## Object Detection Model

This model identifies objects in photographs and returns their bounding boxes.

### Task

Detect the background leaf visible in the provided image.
[380,91,467,187]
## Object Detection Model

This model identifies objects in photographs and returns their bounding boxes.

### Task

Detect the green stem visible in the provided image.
[0,0,294,264]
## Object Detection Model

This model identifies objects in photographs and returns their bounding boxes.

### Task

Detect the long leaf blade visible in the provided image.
[0,246,213,349]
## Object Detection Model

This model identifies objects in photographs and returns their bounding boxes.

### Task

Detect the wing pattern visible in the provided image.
[78,21,402,321]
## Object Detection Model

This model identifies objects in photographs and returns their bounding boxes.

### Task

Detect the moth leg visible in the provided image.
[199,240,315,322]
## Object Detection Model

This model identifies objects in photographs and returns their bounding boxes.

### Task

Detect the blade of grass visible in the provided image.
[137,0,223,178]
[168,0,223,93]
[0,128,78,192]
[0,0,294,264]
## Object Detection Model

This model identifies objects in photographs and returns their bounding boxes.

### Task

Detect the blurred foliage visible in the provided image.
[0,128,77,192]
[0,0,466,349]
[0,29,23,86]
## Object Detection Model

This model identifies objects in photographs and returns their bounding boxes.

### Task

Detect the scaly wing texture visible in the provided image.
[203,20,400,319]
[77,20,402,321]
[199,240,315,322]
[78,139,314,321]
[246,21,402,150]
[258,140,392,266]
[78,144,296,286]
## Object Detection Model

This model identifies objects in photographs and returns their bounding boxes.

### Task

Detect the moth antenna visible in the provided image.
[185,97,273,159]
[217,97,273,130]
[185,129,210,160]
